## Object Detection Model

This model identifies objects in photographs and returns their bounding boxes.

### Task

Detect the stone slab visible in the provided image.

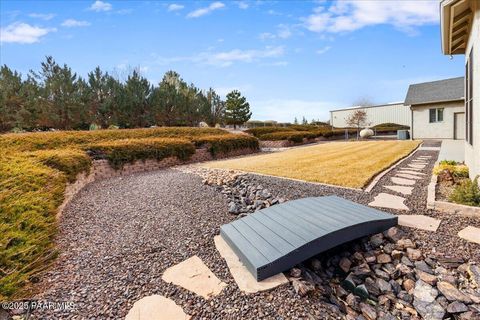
[214,235,288,293]
[408,164,426,169]
[369,193,409,211]
[398,170,426,176]
[384,185,413,195]
[391,177,416,186]
[398,215,441,232]
[162,256,227,299]
[458,226,480,244]
[396,173,423,180]
[126,295,190,320]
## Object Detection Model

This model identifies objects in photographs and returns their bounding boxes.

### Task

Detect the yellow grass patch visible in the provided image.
[204,141,421,188]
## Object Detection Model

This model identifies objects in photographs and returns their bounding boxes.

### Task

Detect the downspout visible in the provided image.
[410,106,414,140]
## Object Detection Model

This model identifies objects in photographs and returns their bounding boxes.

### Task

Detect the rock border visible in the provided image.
[427,174,480,217]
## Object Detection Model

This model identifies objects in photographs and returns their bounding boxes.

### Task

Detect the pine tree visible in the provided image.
[224,90,251,129]
[293,117,298,125]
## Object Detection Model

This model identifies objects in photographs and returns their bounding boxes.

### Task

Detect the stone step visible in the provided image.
[391,177,416,186]
[458,226,480,244]
[162,255,227,299]
[368,193,409,211]
[396,173,423,180]
[126,295,190,320]
[214,235,288,293]
[384,185,413,195]
[398,215,441,232]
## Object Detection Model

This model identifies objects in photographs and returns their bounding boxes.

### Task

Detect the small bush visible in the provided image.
[192,134,259,156]
[449,177,480,207]
[433,162,469,178]
[86,138,196,169]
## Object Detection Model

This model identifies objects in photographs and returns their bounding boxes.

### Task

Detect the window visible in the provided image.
[429,108,444,123]
[466,49,473,145]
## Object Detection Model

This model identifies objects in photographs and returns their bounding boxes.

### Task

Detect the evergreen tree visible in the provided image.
[224,90,251,129]
[302,116,308,125]
[293,117,298,125]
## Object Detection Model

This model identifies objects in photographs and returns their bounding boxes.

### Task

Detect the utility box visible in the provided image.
[397,130,410,140]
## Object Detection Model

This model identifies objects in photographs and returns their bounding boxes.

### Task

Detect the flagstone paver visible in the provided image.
[214,235,288,293]
[397,170,426,176]
[368,193,409,211]
[396,173,423,180]
[408,164,426,169]
[458,226,480,244]
[125,295,190,320]
[391,177,416,186]
[398,215,441,232]
[162,256,227,299]
[401,167,422,171]
[384,185,413,195]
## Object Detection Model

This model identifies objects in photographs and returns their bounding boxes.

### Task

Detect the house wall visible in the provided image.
[330,103,411,128]
[465,2,480,178]
[411,101,464,139]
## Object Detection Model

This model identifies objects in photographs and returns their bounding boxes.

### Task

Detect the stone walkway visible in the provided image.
[367,144,479,248]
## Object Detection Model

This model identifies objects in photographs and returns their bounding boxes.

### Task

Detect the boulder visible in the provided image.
[436,281,472,304]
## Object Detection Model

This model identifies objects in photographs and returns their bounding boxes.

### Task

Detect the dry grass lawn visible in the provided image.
[204,140,421,188]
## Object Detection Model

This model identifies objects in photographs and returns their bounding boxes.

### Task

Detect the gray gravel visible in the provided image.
[29,169,340,319]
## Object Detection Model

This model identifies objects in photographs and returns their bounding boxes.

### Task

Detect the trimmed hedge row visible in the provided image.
[192,134,259,156]
[87,138,196,169]
[259,131,317,142]
[0,127,259,299]
[0,127,228,152]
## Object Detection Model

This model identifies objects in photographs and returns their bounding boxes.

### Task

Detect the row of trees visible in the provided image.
[0,56,252,132]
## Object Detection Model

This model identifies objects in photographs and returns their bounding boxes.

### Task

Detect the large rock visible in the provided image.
[385,227,405,242]
[436,281,472,304]
[467,265,480,288]
[416,269,437,286]
[446,301,469,313]
[413,280,445,320]
[359,302,377,320]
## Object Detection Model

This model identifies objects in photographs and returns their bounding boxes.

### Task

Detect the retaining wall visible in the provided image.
[57,147,257,217]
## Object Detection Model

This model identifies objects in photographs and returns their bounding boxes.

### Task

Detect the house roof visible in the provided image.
[404,77,464,106]
[330,102,404,113]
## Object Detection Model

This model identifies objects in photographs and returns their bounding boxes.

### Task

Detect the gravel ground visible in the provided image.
[29,169,341,319]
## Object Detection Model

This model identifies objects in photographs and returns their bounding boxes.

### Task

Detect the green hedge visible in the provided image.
[0,127,228,152]
[245,127,293,137]
[86,138,196,169]
[259,131,317,142]
[192,134,259,156]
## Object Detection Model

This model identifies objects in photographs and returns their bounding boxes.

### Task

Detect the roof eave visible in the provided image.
[408,98,464,107]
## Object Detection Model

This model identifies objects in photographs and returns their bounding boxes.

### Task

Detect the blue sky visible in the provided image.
[0,0,464,122]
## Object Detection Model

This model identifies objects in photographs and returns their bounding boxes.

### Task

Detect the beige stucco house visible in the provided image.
[440,0,479,178]
[405,77,465,140]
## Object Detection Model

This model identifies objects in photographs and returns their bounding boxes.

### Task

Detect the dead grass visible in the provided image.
[203,140,421,188]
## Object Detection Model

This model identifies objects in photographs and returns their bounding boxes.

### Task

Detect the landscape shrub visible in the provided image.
[245,127,293,137]
[27,149,92,182]
[259,131,316,142]
[192,134,259,156]
[0,127,227,152]
[86,138,196,169]
[449,177,480,207]
[0,155,65,299]
[433,161,469,178]
[372,123,410,133]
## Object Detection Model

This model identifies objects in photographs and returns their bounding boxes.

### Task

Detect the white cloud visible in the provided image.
[237,1,249,10]
[89,1,112,12]
[305,0,438,34]
[28,13,56,20]
[316,46,331,54]
[168,4,184,12]
[259,24,292,41]
[61,19,91,27]
[252,99,333,122]
[154,46,284,67]
[187,2,225,18]
[0,22,56,44]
